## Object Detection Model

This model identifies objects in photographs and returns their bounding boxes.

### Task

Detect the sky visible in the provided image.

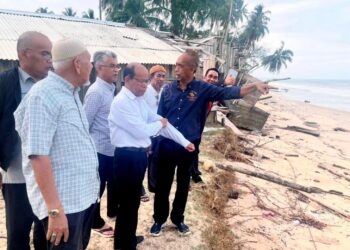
[0,0,349,80]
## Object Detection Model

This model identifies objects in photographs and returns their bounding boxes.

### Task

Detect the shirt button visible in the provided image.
[178,108,181,110]
[176,126,179,129]
[177,117,180,120]
[180,99,182,101]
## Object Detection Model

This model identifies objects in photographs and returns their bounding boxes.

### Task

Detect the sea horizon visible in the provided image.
[271,78,350,113]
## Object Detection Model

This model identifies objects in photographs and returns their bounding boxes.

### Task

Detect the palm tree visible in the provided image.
[35,7,54,14]
[101,0,125,20]
[62,7,77,17]
[82,9,95,19]
[261,41,293,73]
[239,4,270,48]
[102,0,165,29]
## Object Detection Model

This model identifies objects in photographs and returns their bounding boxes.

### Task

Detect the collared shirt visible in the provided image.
[158,79,241,141]
[83,77,116,157]
[143,83,161,113]
[18,67,35,98]
[14,71,100,220]
[108,86,190,148]
[1,67,36,184]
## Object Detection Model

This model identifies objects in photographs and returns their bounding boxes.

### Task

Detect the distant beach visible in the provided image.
[272,79,350,112]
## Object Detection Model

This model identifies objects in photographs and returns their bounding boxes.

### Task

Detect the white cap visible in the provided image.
[52,38,86,62]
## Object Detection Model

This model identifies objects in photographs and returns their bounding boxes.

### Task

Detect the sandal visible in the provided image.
[140,194,150,202]
[92,224,114,238]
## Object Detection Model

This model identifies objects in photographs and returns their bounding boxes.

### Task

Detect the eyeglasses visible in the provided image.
[134,77,148,85]
[100,64,121,70]
[26,48,52,61]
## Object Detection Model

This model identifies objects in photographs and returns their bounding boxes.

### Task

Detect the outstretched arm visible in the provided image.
[239,82,274,97]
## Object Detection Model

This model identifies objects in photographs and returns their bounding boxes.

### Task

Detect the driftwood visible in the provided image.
[225,100,270,131]
[318,163,350,183]
[258,96,272,101]
[285,126,320,137]
[290,190,350,221]
[205,161,347,197]
[216,111,245,137]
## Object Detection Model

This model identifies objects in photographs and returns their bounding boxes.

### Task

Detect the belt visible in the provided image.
[118,147,148,152]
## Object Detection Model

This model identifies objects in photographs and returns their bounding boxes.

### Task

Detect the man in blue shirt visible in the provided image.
[150,49,272,236]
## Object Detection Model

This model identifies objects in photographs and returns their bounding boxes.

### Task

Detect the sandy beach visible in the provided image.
[1,92,350,249]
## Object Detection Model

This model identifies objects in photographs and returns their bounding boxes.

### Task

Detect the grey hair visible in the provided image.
[17,31,49,55]
[185,49,199,68]
[93,50,117,66]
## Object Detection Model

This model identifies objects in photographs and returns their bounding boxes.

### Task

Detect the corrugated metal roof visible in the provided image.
[0,9,181,64]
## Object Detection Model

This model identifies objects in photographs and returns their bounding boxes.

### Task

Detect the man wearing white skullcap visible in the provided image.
[14,38,99,249]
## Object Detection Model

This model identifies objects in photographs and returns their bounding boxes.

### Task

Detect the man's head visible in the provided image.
[204,68,219,84]
[124,63,148,97]
[93,50,119,84]
[149,65,166,92]
[17,31,52,81]
[52,38,93,87]
[175,49,199,84]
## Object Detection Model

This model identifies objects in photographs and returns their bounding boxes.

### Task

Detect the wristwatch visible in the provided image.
[48,208,60,218]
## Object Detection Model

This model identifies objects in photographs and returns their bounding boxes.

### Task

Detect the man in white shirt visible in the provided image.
[141,65,167,200]
[83,50,120,237]
[108,63,194,250]
[143,65,167,113]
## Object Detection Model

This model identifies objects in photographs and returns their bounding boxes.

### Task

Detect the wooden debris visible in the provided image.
[205,160,347,197]
[304,121,319,128]
[285,126,320,137]
[334,127,349,132]
[317,163,350,183]
[225,100,270,131]
[289,189,350,221]
[285,154,299,157]
[216,111,245,137]
[258,96,272,101]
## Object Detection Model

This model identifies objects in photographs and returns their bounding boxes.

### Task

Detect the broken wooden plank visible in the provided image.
[224,100,270,131]
[285,126,320,137]
[216,111,245,137]
[201,160,347,197]
[258,96,272,101]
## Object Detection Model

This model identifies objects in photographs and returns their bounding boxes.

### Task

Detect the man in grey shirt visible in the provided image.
[83,50,120,237]
[0,31,52,250]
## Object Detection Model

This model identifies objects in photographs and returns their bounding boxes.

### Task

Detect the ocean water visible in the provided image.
[271,79,350,112]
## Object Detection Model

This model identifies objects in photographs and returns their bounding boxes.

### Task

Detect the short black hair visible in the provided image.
[205,68,219,77]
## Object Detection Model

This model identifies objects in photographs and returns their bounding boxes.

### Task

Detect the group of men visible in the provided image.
[0,31,272,250]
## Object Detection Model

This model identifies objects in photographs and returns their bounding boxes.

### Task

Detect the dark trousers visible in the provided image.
[92,153,117,228]
[153,138,198,225]
[42,203,96,250]
[147,137,159,193]
[113,148,147,250]
[190,137,202,178]
[2,183,47,250]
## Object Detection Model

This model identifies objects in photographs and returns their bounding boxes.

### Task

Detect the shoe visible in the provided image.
[140,194,150,202]
[175,222,191,236]
[150,222,163,237]
[192,175,203,183]
[92,224,114,238]
[136,235,144,244]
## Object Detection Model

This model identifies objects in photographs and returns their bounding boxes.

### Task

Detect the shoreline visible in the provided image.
[1,93,349,250]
